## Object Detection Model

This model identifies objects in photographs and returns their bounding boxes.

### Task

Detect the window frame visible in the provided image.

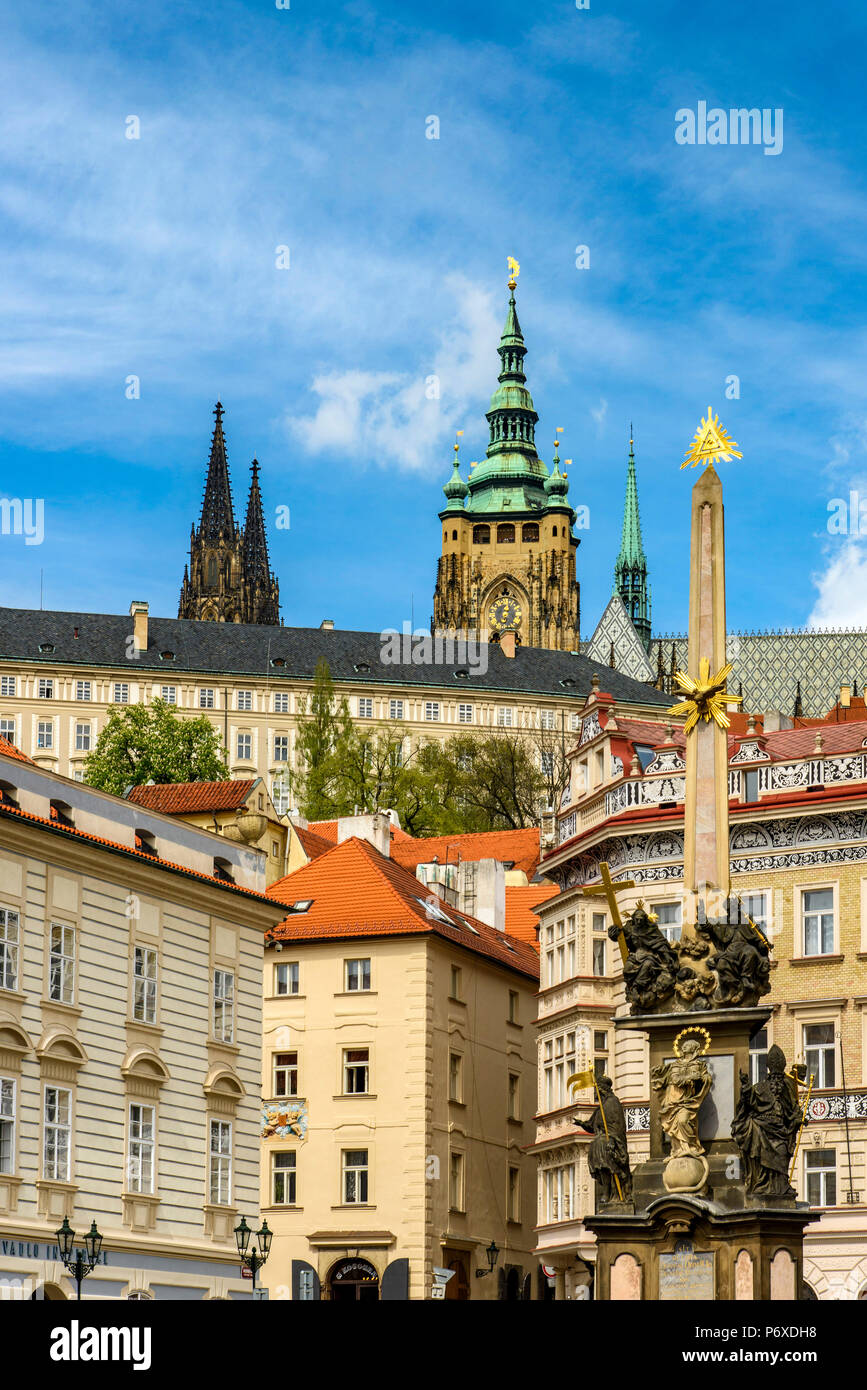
[274,960,299,996]
[43,1084,72,1181]
[0,1076,15,1175]
[133,945,159,1025]
[272,1150,297,1206]
[273,1050,299,1098]
[342,1148,369,1205]
[208,1118,232,1206]
[343,1047,370,1096]
[0,907,20,991]
[48,922,76,1005]
[801,885,836,958]
[213,969,235,1043]
[127,1101,155,1195]
[344,958,371,993]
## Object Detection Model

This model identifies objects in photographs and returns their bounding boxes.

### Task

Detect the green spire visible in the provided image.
[463,275,549,514]
[442,439,467,510]
[545,436,569,499]
[614,431,651,650]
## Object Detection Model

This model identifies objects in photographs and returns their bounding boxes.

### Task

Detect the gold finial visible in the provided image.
[507,255,520,291]
[681,406,742,471]
[454,429,463,456]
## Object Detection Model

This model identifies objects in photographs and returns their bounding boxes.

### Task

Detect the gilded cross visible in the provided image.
[581,861,635,964]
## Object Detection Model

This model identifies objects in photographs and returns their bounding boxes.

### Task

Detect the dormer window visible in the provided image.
[50,801,74,828]
[213,857,235,883]
[354,662,371,674]
[159,650,176,662]
[135,830,158,858]
[270,657,286,669]
[38,642,55,655]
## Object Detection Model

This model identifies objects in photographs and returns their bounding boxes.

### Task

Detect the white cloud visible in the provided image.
[808,539,867,628]
[590,397,608,430]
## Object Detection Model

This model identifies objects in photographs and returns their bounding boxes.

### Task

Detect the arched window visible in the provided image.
[522,523,539,542]
[452,530,457,540]
[473,525,490,544]
[497,524,515,544]
[552,526,558,537]
[207,556,218,588]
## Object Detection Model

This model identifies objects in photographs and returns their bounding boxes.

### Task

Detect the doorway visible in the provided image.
[328,1257,380,1302]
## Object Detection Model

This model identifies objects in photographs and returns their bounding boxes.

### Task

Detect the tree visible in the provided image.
[424,731,546,830]
[290,660,355,819]
[83,699,228,796]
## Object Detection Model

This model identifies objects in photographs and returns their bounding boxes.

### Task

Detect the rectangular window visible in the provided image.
[37,720,53,749]
[199,688,215,709]
[272,1151,296,1206]
[508,989,519,1023]
[43,1086,71,1181]
[273,1051,298,1097]
[749,1026,769,1083]
[508,1072,520,1121]
[49,923,75,1004]
[358,697,373,718]
[743,768,760,803]
[343,1149,369,1204]
[38,678,53,699]
[803,888,834,956]
[594,1029,609,1080]
[0,676,15,697]
[507,1165,521,1222]
[592,938,607,977]
[805,1149,837,1207]
[448,1052,463,1102]
[450,964,462,1000]
[539,709,556,730]
[540,750,554,776]
[272,777,291,815]
[275,961,299,996]
[804,1023,836,1088]
[209,1120,232,1205]
[74,722,91,752]
[496,707,514,727]
[0,718,15,742]
[650,901,682,943]
[344,1048,369,1095]
[236,733,252,760]
[274,692,289,714]
[449,1151,464,1211]
[133,946,158,1024]
[740,891,768,933]
[127,1103,155,1194]
[236,690,253,711]
[424,701,439,721]
[113,683,129,704]
[160,685,177,704]
[458,703,474,724]
[389,699,404,720]
[75,680,91,701]
[273,735,289,762]
[0,1078,14,1174]
[0,908,20,990]
[544,1163,576,1222]
[213,970,235,1043]
[345,958,371,992]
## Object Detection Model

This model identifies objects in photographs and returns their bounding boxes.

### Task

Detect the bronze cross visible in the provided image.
[581,861,635,964]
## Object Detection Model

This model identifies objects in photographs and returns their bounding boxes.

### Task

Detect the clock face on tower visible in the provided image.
[489,595,522,631]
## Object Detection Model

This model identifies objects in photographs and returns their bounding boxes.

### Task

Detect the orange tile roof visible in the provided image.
[308,818,412,845]
[504,884,559,947]
[294,823,334,861]
[127,780,258,814]
[0,735,35,765]
[390,827,542,878]
[266,837,539,981]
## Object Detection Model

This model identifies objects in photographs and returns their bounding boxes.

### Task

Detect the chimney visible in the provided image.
[463,858,505,932]
[320,618,335,630]
[129,600,148,654]
[337,812,391,857]
[762,710,792,733]
[840,683,852,709]
[500,630,516,659]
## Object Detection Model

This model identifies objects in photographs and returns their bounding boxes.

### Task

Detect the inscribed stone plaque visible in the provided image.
[610,1253,642,1301]
[658,1240,715,1301]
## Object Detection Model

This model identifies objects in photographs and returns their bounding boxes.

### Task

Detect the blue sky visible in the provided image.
[2,0,867,638]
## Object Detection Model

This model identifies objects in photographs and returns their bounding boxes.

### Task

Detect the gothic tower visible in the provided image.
[432,269,580,650]
[613,434,651,650]
[178,403,280,624]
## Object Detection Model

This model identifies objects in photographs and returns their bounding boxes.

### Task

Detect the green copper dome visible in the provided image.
[544,446,569,499]
[442,451,467,510]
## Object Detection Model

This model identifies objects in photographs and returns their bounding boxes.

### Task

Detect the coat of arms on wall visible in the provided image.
[262,1100,308,1140]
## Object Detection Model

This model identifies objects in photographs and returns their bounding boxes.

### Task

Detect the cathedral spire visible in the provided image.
[614,431,651,651]
[243,459,270,584]
[199,401,237,542]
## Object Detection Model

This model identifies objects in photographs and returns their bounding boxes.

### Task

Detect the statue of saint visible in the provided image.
[574,1075,633,1206]
[731,1044,802,1197]
[614,905,680,1013]
[651,1039,712,1158]
[699,916,771,1007]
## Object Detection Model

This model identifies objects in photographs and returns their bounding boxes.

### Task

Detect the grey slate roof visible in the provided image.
[0,606,671,707]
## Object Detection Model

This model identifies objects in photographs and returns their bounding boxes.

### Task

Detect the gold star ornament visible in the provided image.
[668,657,742,734]
[681,406,742,470]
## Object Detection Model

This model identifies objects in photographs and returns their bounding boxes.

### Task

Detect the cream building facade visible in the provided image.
[258,817,542,1300]
[0,744,285,1300]
[532,687,867,1301]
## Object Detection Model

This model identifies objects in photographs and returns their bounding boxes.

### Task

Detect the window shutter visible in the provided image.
[291,1260,320,1301]
[381,1258,409,1301]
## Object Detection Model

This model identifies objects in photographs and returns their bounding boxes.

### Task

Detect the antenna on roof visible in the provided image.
[40,569,43,610]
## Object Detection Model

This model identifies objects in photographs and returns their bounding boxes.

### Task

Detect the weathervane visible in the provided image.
[507,256,520,290]
[681,406,742,470]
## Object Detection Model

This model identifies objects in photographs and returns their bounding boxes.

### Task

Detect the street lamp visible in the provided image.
[55,1218,103,1300]
[234,1216,272,1293]
[475,1239,500,1278]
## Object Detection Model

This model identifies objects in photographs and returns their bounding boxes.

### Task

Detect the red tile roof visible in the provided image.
[293,823,334,861]
[390,827,542,879]
[0,735,35,765]
[127,780,258,814]
[308,818,412,845]
[504,884,559,947]
[266,837,539,981]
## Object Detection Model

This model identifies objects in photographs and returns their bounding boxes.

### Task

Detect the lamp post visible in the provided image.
[234,1216,272,1294]
[55,1218,103,1300]
[474,1239,500,1279]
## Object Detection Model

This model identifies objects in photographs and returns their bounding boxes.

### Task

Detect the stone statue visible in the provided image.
[651,1039,712,1159]
[613,905,680,1013]
[674,966,717,1012]
[574,1075,633,1207]
[699,916,772,1007]
[732,1044,802,1198]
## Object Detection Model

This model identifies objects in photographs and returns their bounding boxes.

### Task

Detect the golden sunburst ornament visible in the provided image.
[507,255,520,289]
[668,657,742,734]
[674,1026,711,1057]
[681,406,742,470]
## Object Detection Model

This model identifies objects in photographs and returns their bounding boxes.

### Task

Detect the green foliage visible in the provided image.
[82,699,229,796]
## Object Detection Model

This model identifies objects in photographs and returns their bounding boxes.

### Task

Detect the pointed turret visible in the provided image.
[241,459,280,624]
[614,432,651,651]
[199,402,237,542]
